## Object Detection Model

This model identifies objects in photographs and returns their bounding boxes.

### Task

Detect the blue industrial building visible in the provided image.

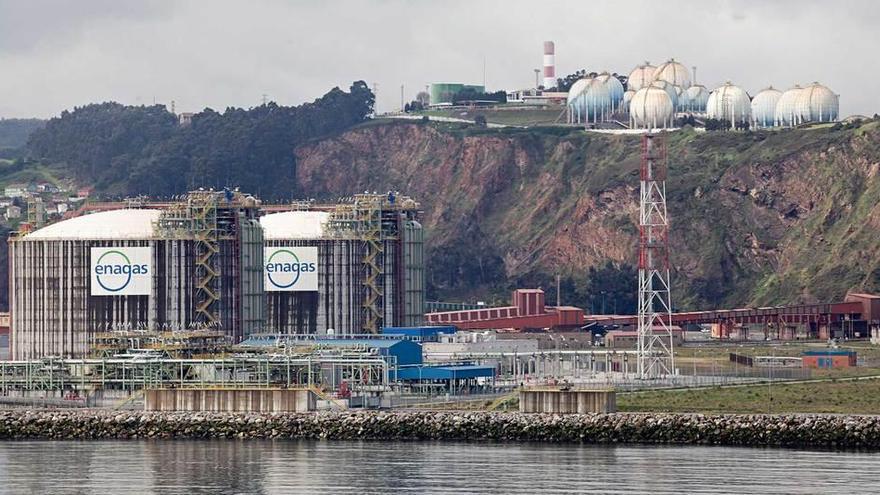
[239,335,423,366]
[394,365,495,381]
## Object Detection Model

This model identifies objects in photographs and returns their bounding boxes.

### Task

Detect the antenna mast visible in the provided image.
[637,133,675,379]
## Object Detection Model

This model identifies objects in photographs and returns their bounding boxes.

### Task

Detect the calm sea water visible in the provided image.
[0,440,876,494]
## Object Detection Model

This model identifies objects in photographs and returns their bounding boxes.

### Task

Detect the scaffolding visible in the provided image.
[0,355,391,394]
[327,193,421,334]
[90,330,231,359]
[155,189,263,336]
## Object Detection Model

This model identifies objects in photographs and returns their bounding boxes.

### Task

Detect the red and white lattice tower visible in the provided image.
[637,133,676,379]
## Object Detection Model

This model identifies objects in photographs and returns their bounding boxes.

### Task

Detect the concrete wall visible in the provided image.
[145,388,317,412]
[519,388,616,414]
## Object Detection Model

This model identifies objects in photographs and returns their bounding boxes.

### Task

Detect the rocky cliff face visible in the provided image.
[294,120,880,311]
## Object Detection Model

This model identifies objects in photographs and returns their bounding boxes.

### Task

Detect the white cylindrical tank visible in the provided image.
[750,86,783,128]
[706,82,751,124]
[774,85,804,127]
[650,80,678,110]
[543,41,556,89]
[630,86,674,129]
[626,62,656,91]
[653,58,691,89]
[795,82,839,124]
[622,90,636,113]
[568,78,612,123]
[596,72,625,111]
[685,85,710,113]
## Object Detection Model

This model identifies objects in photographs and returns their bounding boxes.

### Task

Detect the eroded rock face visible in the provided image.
[294,121,880,308]
[1,409,879,449]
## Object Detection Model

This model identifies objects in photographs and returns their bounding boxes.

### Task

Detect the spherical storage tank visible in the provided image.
[795,82,838,124]
[750,86,783,128]
[649,80,678,110]
[674,86,691,113]
[622,90,636,113]
[653,59,691,89]
[706,82,751,124]
[595,72,625,111]
[629,86,674,129]
[685,85,710,113]
[774,85,803,127]
[567,78,612,124]
[626,62,656,91]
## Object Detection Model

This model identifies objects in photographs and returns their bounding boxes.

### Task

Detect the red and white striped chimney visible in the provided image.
[542,41,555,89]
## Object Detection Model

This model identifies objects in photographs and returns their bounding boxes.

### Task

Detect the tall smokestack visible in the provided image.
[542,41,555,89]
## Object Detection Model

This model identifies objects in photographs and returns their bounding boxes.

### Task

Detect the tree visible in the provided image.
[474,115,487,127]
[26,81,377,200]
[416,91,430,107]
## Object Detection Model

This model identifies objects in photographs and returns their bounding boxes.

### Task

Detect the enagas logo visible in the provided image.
[264,247,318,292]
[94,250,149,292]
[90,247,152,296]
[265,249,317,289]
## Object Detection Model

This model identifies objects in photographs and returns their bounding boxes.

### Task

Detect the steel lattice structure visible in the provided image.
[637,133,675,379]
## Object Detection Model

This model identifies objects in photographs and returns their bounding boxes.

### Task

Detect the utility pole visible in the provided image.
[372,83,379,115]
[262,94,268,106]
[637,133,675,379]
[400,84,404,112]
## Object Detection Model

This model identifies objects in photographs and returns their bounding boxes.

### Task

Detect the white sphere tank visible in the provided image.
[626,62,656,91]
[653,59,691,89]
[596,72,625,111]
[568,78,612,123]
[795,82,839,123]
[650,80,678,110]
[630,86,674,129]
[622,90,636,113]
[706,82,751,124]
[674,86,691,112]
[567,78,592,105]
[774,85,804,127]
[750,86,783,128]
[686,85,710,113]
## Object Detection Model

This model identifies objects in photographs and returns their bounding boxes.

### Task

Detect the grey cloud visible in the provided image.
[0,0,876,118]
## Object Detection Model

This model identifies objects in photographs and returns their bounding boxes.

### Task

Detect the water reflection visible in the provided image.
[0,440,875,494]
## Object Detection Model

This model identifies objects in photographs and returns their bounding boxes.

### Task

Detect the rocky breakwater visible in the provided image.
[1,410,879,449]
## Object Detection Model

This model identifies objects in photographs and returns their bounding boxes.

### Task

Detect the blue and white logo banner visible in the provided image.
[90,247,152,296]
[264,247,318,292]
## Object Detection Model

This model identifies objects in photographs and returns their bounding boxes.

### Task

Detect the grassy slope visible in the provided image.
[619,377,880,414]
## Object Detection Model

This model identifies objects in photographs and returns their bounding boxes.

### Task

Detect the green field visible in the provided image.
[619,377,880,414]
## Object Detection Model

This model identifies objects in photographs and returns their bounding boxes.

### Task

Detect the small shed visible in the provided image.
[802,349,857,369]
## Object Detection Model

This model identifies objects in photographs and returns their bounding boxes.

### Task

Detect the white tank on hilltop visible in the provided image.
[774,85,804,127]
[685,85,710,113]
[795,82,839,124]
[595,72,625,112]
[626,62,656,91]
[622,90,636,113]
[649,80,678,110]
[750,86,783,128]
[653,58,691,89]
[706,82,751,125]
[567,78,612,124]
[629,86,674,129]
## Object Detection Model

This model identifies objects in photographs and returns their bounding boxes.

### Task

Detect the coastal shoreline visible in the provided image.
[0,410,878,449]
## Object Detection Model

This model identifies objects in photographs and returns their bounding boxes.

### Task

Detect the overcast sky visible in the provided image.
[0,0,877,119]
